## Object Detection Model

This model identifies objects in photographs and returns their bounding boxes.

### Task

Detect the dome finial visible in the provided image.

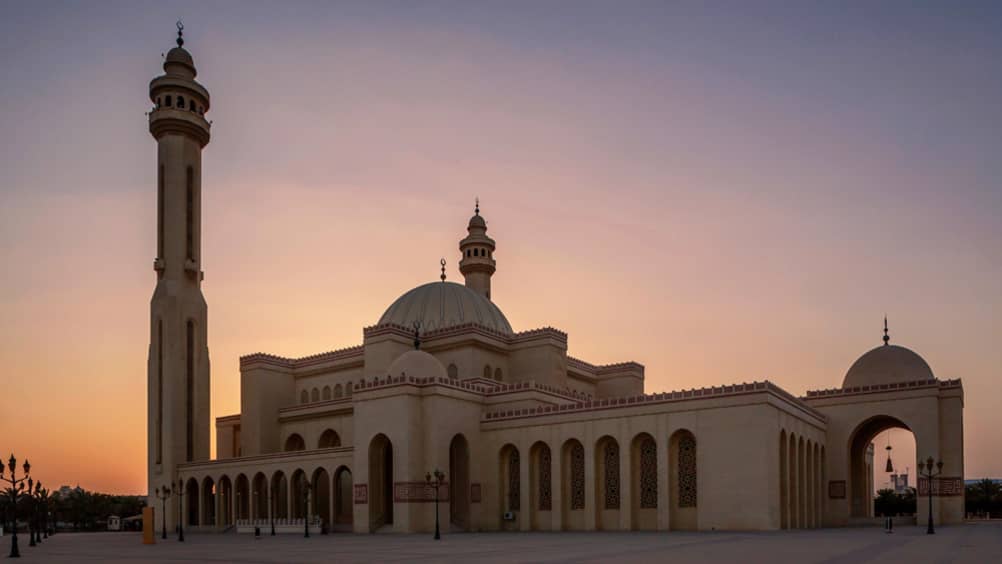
[176,20,184,48]
[883,315,890,346]
[475,197,480,216]
[440,258,447,282]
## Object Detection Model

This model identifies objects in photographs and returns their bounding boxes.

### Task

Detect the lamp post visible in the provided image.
[29,480,41,546]
[155,485,172,540]
[175,480,185,542]
[1,454,31,558]
[301,476,312,538]
[425,469,445,541]
[918,457,944,535]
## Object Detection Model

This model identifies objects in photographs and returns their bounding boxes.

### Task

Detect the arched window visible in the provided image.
[448,363,458,379]
[165,95,172,107]
[284,434,306,452]
[677,432,697,507]
[346,382,353,397]
[494,367,503,381]
[177,96,185,109]
[537,443,551,511]
[156,97,161,108]
[311,388,319,402]
[483,365,492,379]
[319,429,341,448]
[300,390,309,404]
[639,435,657,509]
[602,439,620,509]
[334,384,343,398]
[322,386,331,400]
[500,445,520,512]
[569,440,585,510]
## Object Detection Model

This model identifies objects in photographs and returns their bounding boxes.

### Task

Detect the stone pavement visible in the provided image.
[9,522,1002,563]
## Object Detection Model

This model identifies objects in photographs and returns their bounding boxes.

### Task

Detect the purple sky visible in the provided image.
[1,1,999,493]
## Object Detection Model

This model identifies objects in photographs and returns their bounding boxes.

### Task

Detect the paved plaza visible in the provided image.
[9,522,1002,563]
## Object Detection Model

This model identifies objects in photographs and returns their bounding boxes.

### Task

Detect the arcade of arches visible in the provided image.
[148,27,965,536]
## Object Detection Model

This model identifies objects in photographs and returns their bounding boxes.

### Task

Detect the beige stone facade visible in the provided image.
[146,37,965,534]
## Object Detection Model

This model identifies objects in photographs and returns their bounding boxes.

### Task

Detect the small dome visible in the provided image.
[842,344,935,388]
[468,214,486,229]
[386,349,447,380]
[378,281,513,334]
[164,47,197,77]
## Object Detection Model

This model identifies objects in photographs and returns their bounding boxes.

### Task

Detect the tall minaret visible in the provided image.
[147,23,211,528]
[458,199,497,300]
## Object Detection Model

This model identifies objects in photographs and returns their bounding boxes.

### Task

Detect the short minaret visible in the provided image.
[458,199,497,300]
[147,23,212,529]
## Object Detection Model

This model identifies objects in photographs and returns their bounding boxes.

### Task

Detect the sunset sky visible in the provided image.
[1,1,999,494]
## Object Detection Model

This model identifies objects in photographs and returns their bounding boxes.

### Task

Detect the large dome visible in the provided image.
[386,349,447,380]
[378,281,513,334]
[842,344,935,388]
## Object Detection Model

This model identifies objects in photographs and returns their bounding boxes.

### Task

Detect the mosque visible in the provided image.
[146,29,965,534]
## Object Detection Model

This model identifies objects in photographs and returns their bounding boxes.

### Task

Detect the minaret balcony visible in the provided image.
[148,108,211,147]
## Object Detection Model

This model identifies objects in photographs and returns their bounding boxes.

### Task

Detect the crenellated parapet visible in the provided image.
[803,378,962,399]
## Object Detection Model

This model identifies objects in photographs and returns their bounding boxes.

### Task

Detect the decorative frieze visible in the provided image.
[353,484,367,504]
[393,482,448,502]
[918,477,964,497]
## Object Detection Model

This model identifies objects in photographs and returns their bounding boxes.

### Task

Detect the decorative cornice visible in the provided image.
[482,381,826,423]
[567,356,644,376]
[215,414,240,424]
[803,378,962,399]
[177,446,353,471]
[239,344,364,370]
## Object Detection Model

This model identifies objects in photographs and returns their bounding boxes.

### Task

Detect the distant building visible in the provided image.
[890,471,910,494]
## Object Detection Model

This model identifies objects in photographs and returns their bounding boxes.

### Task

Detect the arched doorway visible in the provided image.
[449,434,470,530]
[185,478,199,526]
[334,466,354,527]
[271,471,289,519]
[594,436,620,530]
[313,468,331,527]
[529,441,552,531]
[669,429,697,531]
[252,472,268,520]
[201,478,215,527]
[368,434,393,531]
[848,415,914,520]
[235,474,250,520]
[498,444,520,530]
[630,433,657,530]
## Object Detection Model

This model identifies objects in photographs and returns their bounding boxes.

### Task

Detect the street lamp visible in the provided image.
[175,480,186,542]
[425,469,445,541]
[301,476,313,538]
[917,457,944,535]
[1,454,31,558]
[155,485,172,540]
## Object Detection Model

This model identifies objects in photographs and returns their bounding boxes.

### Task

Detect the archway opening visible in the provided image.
[312,468,331,528]
[334,466,354,527]
[235,474,250,520]
[849,415,915,520]
[498,444,520,530]
[291,469,308,519]
[218,476,232,525]
[202,477,216,527]
[368,434,393,530]
[449,434,471,530]
[594,435,620,530]
[252,472,268,520]
[185,478,199,526]
[271,471,289,519]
